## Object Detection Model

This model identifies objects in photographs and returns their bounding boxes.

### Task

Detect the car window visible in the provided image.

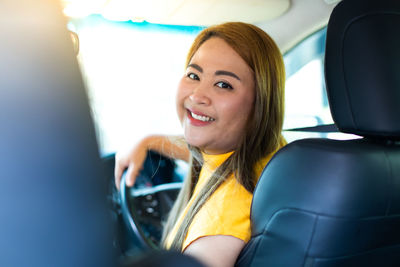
[283,28,333,130]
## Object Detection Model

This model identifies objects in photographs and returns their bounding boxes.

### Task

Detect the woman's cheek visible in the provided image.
[176,79,187,124]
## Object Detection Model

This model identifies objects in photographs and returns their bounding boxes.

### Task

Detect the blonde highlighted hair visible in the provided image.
[161,22,285,251]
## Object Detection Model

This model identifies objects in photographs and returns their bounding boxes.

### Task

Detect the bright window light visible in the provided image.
[71,16,203,154]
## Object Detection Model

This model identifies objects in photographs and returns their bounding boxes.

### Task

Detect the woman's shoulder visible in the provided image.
[185,175,253,247]
[195,174,253,220]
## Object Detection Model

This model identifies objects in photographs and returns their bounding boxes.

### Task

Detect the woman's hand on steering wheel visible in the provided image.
[114,138,149,190]
[115,135,190,190]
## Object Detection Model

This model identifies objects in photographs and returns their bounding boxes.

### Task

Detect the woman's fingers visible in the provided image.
[125,164,137,187]
[114,135,186,190]
[114,140,148,190]
[114,155,128,190]
[125,152,146,187]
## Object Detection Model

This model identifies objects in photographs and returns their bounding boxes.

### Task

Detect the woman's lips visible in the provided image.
[186,109,215,126]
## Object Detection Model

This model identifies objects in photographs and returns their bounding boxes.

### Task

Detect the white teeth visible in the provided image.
[191,112,215,122]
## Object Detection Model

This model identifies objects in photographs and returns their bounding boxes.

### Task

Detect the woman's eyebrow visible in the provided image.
[187,63,203,72]
[187,63,241,81]
[215,70,241,81]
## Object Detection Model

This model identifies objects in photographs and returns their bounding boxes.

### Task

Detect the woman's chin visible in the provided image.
[184,136,206,151]
[185,139,203,150]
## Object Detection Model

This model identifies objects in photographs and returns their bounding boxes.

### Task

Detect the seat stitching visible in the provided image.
[261,207,400,231]
[302,215,318,267]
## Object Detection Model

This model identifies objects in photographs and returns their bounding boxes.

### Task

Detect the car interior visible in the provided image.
[0,0,399,266]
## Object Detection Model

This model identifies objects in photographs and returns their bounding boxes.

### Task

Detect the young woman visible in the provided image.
[115,22,286,267]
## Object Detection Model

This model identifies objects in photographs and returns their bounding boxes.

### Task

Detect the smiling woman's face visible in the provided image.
[176,37,255,154]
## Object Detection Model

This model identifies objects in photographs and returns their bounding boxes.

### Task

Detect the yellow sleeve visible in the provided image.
[182,176,253,251]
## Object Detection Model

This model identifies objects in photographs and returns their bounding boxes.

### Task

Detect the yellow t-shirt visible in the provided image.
[165,143,284,251]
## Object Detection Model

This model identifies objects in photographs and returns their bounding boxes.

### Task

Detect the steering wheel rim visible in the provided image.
[119,173,158,252]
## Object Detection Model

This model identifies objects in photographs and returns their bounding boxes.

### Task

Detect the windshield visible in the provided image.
[70,16,203,154]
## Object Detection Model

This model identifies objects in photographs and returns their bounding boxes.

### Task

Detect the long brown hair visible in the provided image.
[161,22,285,251]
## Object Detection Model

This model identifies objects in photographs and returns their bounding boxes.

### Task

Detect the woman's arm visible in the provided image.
[184,235,245,267]
[114,135,190,190]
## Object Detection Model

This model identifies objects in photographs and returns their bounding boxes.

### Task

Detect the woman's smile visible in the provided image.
[187,109,215,126]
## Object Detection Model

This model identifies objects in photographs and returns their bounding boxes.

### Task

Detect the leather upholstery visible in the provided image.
[236,0,400,266]
[325,0,400,138]
[237,139,400,266]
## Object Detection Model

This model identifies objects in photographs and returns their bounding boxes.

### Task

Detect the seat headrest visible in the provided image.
[325,0,400,140]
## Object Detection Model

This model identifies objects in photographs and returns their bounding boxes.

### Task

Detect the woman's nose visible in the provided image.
[189,84,211,105]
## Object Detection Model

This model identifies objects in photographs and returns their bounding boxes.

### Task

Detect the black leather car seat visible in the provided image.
[236,0,400,266]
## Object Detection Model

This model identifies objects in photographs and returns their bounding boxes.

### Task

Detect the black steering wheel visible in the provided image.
[117,151,184,255]
[119,175,182,251]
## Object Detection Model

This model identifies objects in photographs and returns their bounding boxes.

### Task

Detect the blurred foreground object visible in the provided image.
[0,0,115,266]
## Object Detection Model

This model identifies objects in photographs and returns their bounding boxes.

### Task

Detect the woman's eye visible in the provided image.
[215,81,233,89]
[187,73,199,80]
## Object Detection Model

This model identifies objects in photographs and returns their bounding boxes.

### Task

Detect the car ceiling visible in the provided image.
[62,0,340,52]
